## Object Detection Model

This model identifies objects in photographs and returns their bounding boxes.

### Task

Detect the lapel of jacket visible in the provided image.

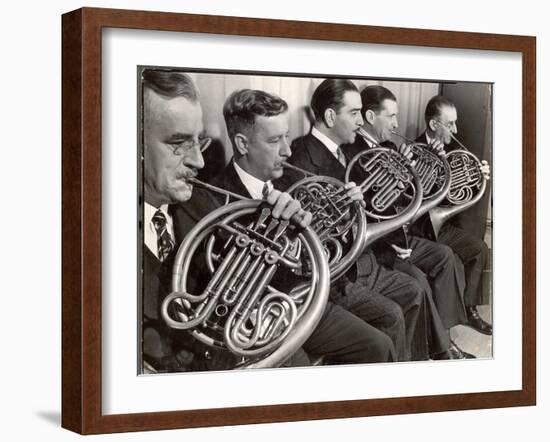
[169,188,220,244]
[304,133,347,181]
[415,131,428,144]
[143,242,161,270]
[223,161,253,199]
[342,135,368,162]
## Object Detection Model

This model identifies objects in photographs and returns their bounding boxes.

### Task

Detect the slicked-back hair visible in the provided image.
[310,78,359,123]
[361,85,397,115]
[223,89,288,143]
[425,95,456,126]
[142,69,199,102]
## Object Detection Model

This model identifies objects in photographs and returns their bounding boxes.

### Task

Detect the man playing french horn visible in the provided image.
[141,70,395,372]
[276,79,450,361]
[414,95,492,336]
[210,87,398,365]
[342,84,475,359]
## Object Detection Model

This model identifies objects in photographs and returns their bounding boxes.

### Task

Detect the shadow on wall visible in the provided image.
[35,411,60,427]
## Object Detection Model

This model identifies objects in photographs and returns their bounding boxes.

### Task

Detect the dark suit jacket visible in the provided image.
[210,160,254,201]
[416,131,428,145]
[275,133,352,191]
[344,131,371,161]
[142,188,237,372]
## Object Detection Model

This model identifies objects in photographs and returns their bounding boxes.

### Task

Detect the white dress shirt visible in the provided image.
[233,161,273,200]
[424,131,435,145]
[144,202,175,259]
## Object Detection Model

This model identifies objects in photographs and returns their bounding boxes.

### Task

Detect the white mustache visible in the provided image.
[178,169,198,180]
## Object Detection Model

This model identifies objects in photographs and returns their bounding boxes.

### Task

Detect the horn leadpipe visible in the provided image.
[188,177,249,202]
[282,161,317,178]
[390,129,417,146]
[432,120,472,153]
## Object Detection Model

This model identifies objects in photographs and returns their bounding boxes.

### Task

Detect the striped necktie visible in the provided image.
[262,182,270,200]
[152,209,175,262]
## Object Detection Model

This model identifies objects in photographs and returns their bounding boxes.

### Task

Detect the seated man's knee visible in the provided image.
[415,274,431,296]
[386,300,405,326]
[460,237,489,263]
[436,243,455,265]
[408,274,427,298]
[364,329,395,363]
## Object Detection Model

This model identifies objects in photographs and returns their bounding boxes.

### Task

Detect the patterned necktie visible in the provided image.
[336,147,347,167]
[262,182,270,200]
[152,209,174,262]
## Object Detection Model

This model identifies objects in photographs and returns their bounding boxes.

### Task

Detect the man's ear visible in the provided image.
[234,133,249,156]
[324,108,336,128]
[364,109,376,125]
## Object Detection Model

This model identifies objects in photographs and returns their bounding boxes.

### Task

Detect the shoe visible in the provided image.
[466,306,493,335]
[431,349,456,360]
[449,340,476,359]
[431,341,476,360]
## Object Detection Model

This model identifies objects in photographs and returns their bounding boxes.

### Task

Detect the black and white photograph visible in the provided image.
[3,0,541,438]
[139,68,493,374]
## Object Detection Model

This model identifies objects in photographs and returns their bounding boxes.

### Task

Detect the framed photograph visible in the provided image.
[62,7,536,434]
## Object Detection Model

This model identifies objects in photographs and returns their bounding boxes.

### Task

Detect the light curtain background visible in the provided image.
[188,72,491,246]
[188,72,439,162]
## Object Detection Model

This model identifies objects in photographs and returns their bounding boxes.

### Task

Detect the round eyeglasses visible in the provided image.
[169,137,212,156]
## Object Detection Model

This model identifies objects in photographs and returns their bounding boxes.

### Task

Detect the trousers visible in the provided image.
[396,235,467,329]
[332,250,425,361]
[437,223,490,307]
[393,260,451,355]
[303,301,396,364]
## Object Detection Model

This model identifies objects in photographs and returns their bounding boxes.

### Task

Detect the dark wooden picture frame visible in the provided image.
[62,7,536,434]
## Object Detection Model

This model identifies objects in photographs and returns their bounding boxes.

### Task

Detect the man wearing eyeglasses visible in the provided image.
[415,95,492,336]
[141,70,313,373]
[276,79,437,362]
[343,85,475,359]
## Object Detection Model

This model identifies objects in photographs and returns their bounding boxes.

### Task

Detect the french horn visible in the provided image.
[389,130,452,222]
[344,128,424,241]
[282,162,367,282]
[161,179,330,369]
[429,124,489,237]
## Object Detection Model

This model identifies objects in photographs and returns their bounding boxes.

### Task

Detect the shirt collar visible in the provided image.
[233,161,273,200]
[425,131,435,145]
[311,126,341,156]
